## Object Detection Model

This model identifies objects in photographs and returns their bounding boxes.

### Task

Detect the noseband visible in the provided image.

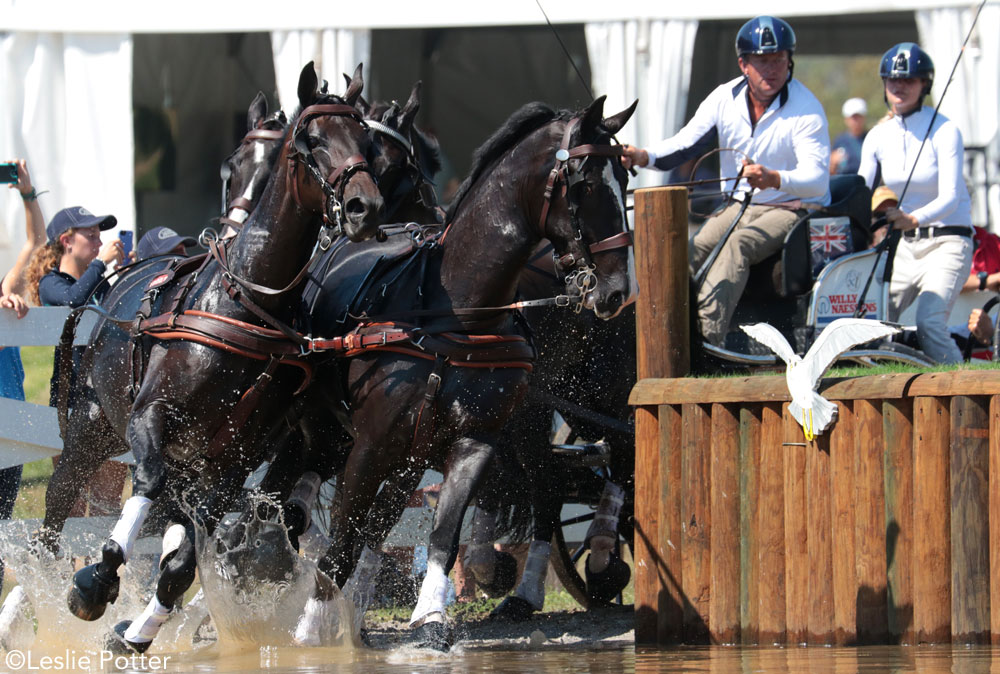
[366,118,437,221]
[288,103,376,239]
[538,118,633,278]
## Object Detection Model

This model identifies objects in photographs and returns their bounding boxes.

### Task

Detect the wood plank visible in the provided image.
[883,399,914,644]
[658,404,684,643]
[630,370,1000,406]
[681,403,711,643]
[633,403,661,644]
[831,401,858,645]
[757,404,786,644]
[739,405,761,645]
[912,396,952,643]
[783,404,809,645]
[950,395,990,643]
[991,395,1000,645]
[807,429,834,644]
[709,402,740,644]
[853,398,888,643]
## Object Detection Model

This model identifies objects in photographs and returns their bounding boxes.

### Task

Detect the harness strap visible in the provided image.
[409,356,446,460]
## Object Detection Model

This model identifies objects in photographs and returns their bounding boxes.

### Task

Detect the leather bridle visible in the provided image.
[219,116,288,236]
[366,118,437,223]
[287,102,376,236]
[538,117,633,279]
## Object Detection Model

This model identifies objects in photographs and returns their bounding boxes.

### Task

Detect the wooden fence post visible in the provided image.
[633,186,689,644]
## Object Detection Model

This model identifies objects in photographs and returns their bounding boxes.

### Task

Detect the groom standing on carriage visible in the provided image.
[621,15,831,347]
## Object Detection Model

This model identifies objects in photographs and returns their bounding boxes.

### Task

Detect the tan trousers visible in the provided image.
[690,202,799,346]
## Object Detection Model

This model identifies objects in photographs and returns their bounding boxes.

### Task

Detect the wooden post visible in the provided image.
[757,404,786,644]
[634,186,689,381]
[913,396,951,643]
[950,395,990,643]
[633,185,689,644]
[658,405,685,643]
[681,403,711,643]
[807,431,835,644]
[990,395,1000,644]
[739,406,762,645]
[831,401,858,645]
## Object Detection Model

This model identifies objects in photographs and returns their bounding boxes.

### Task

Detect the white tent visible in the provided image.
[1,0,997,278]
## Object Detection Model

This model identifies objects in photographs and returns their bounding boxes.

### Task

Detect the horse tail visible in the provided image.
[56,307,88,438]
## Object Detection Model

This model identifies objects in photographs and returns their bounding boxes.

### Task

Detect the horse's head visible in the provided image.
[541,96,637,319]
[287,62,384,242]
[357,79,442,224]
[219,92,288,237]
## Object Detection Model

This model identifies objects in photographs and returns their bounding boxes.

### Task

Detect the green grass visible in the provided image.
[10,346,55,519]
[702,359,1000,380]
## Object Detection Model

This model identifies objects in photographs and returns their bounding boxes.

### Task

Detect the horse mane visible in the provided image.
[445,102,571,222]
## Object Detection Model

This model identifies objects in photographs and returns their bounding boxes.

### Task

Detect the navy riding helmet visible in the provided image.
[735,16,797,57]
[880,42,935,96]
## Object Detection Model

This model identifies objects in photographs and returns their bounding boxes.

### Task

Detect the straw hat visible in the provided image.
[871,185,898,212]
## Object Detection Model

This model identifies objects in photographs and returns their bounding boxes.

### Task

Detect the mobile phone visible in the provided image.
[119,230,133,259]
[0,163,17,185]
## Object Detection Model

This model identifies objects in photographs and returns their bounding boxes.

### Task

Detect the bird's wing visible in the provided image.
[802,318,900,385]
[741,323,798,365]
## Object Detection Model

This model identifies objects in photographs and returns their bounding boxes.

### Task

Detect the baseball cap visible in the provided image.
[872,185,898,212]
[137,226,197,260]
[46,206,117,244]
[842,97,867,118]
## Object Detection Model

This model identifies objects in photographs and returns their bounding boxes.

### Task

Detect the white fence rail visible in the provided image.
[0,307,134,469]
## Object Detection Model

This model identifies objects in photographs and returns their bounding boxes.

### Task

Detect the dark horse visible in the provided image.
[295,96,635,650]
[65,62,383,654]
[28,92,289,560]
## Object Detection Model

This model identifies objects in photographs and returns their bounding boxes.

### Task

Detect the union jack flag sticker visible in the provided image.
[810,217,853,276]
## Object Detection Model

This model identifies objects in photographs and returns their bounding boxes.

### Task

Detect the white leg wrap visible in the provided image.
[293,597,326,647]
[343,545,383,613]
[123,595,171,644]
[286,471,323,530]
[159,523,187,570]
[110,495,152,563]
[513,540,551,610]
[408,561,450,628]
[298,521,331,562]
[0,586,33,651]
[586,482,624,574]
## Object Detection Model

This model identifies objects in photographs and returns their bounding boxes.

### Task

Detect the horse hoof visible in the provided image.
[476,551,518,599]
[585,552,631,605]
[68,562,120,621]
[105,621,151,655]
[412,621,452,652]
[489,596,537,622]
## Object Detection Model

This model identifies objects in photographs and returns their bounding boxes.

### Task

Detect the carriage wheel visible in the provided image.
[549,497,633,610]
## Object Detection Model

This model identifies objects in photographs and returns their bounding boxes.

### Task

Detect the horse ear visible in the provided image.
[297,61,319,108]
[399,81,422,134]
[344,63,364,107]
[247,91,268,132]
[602,99,638,135]
[343,73,371,114]
[579,95,607,137]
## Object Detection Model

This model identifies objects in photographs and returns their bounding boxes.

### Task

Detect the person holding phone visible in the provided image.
[24,206,128,518]
[0,158,46,591]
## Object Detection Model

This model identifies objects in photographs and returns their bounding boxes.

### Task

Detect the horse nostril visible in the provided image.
[344,196,367,218]
[607,291,623,312]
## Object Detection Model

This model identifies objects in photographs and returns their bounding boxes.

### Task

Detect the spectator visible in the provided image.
[136,226,196,261]
[0,159,45,591]
[622,15,830,346]
[24,206,128,517]
[831,97,868,175]
[962,226,1000,294]
[858,43,973,364]
[870,185,898,247]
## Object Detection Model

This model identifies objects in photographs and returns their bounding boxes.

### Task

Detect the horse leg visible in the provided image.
[490,463,563,621]
[35,409,123,555]
[410,436,496,651]
[462,469,517,599]
[109,520,198,654]
[68,403,170,621]
[583,480,630,603]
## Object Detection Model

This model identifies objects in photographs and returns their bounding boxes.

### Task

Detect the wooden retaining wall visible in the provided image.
[630,371,1000,646]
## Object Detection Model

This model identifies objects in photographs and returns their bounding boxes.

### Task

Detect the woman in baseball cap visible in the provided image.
[136,226,197,261]
[25,206,122,307]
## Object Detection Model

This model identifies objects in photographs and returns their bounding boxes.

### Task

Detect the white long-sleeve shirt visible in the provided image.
[646,76,831,206]
[858,106,971,227]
